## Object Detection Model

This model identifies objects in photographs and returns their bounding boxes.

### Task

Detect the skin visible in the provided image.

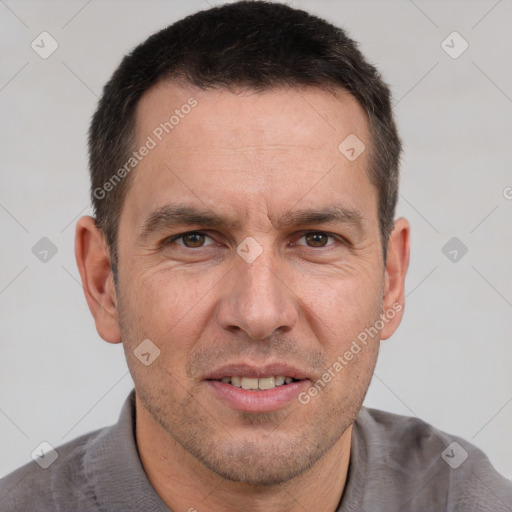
[75,81,410,512]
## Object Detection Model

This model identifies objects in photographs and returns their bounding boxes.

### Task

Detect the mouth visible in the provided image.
[208,375,301,390]
[204,365,310,412]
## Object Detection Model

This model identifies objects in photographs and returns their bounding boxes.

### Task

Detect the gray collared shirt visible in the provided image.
[1,389,511,511]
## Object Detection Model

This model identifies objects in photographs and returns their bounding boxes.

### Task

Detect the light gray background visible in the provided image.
[1,0,511,480]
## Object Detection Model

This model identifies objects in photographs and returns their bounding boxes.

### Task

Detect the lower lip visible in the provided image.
[206,380,309,412]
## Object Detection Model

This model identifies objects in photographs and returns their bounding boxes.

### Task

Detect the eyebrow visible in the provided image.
[138,202,365,242]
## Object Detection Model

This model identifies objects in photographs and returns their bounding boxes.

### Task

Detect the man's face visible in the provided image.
[114,82,394,485]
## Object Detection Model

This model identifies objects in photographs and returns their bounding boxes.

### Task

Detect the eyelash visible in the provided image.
[162,230,346,250]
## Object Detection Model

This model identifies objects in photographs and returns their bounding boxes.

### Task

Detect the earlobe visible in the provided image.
[380,217,410,340]
[75,216,122,344]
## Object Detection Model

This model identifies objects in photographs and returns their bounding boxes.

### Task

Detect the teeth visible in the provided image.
[241,377,259,390]
[258,377,275,390]
[219,375,295,389]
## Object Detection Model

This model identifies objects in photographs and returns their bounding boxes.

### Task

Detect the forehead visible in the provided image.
[123,80,375,230]
[135,80,369,152]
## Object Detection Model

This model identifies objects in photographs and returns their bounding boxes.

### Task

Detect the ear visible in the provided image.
[75,216,121,344]
[380,217,410,340]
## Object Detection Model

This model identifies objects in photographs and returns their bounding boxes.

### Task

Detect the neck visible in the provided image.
[135,396,353,512]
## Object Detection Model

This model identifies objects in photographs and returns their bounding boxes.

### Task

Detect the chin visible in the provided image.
[190,438,323,487]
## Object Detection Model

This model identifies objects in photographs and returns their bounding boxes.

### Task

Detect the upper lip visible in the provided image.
[205,363,309,380]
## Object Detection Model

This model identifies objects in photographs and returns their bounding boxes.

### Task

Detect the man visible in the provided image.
[1,1,510,511]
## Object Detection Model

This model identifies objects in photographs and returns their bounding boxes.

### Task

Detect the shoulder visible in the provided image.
[0,427,105,511]
[352,407,512,511]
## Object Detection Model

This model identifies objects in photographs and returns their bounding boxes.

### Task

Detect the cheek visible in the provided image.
[299,265,384,347]
[119,268,214,358]
[117,272,205,397]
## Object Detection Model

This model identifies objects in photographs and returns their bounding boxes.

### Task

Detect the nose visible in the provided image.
[216,247,299,341]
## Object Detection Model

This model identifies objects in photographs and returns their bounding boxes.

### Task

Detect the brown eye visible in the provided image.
[165,231,215,249]
[181,233,207,248]
[299,232,334,248]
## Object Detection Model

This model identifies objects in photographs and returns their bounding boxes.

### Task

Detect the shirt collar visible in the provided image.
[83,389,170,511]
